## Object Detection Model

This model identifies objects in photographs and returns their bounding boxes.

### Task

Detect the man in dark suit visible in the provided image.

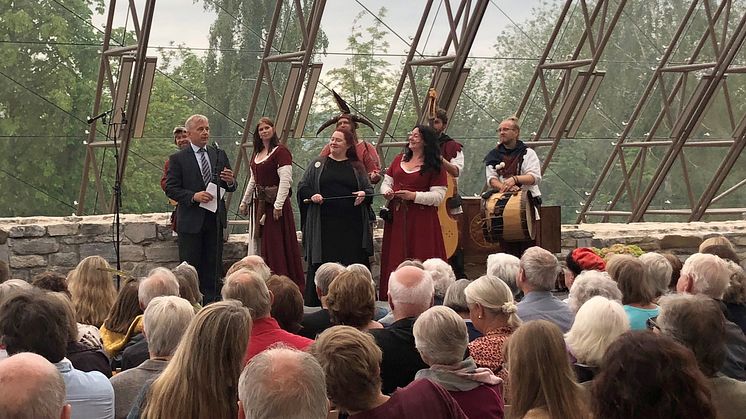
[165,114,236,302]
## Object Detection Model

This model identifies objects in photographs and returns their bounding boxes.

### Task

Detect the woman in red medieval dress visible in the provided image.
[239,117,305,290]
[379,124,447,300]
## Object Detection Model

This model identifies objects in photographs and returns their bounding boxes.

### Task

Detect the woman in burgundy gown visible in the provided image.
[379,125,447,300]
[239,117,305,290]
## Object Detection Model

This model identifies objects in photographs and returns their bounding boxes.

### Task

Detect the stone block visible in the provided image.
[47,224,80,237]
[145,244,179,263]
[659,234,702,250]
[223,242,247,260]
[0,228,8,244]
[120,245,145,262]
[124,222,157,244]
[156,224,174,241]
[49,252,79,267]
[80,223,112,236]
[9,238,59,255]
[10,255,47,268]
[625,237,661,251]
[79,243,116,261]
[9,225,46,238]
[730,235,746,247]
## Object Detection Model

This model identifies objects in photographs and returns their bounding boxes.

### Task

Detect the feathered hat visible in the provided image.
[316,90,375,135]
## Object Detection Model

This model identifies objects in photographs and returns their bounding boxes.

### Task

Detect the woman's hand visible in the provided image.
[239,203,248,216]
[311,194,324,204]
[353,191,366,206]
[394,190,416,201]
[273,208,282,220]
[383,189,395,200]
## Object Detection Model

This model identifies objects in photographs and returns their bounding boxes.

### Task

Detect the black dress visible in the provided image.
[319,158,369,267]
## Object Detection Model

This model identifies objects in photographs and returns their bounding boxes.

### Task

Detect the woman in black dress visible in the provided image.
[298,128,374,305]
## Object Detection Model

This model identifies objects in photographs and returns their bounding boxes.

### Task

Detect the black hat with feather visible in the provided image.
[316,90,375,135]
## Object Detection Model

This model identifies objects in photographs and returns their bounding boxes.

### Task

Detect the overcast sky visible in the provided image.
[92,0,547,72]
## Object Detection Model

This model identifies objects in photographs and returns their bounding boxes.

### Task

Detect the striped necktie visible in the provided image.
[198,148,212,186]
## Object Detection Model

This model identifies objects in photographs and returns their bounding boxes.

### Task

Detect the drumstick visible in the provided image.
[302,193,386,204]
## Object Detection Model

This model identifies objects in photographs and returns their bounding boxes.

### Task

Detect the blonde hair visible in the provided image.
[141,300,252,419]
[464,275,521,328]
[699,235,734,252]
[565,296,629,366]
[326,271,376,329]
[507,320,589,419]
[67,256,117,327]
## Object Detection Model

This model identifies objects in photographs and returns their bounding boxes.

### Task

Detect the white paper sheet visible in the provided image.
[199,182,225,213]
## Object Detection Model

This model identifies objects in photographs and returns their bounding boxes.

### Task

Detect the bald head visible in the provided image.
[227,255,272,281]
[388,266,434,319]
[222,269,272,318]
[239,348,328,419]
[0,353,70,419]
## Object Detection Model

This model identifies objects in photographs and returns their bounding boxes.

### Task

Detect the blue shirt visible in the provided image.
[56,358,115,419]
[623,305,660,330]
[517,291,575,332]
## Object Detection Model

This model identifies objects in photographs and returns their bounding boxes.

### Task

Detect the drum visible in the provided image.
[481,190,535,243]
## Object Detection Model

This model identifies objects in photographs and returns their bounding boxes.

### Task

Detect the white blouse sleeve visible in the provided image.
[413,186,447,206]
[274,165,293,210]
[241,168,257,205]
[380,174,394,196]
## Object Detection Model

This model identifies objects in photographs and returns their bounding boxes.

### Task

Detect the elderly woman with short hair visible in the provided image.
[464,275,520,385]
[566,270,622,313]
[413,306,504,418]
[638,252,673,301]
[486,253,521,299]
[607,255,658,330]
[423,258,456,306]
[565,296,629,382]
[444,279,481,341]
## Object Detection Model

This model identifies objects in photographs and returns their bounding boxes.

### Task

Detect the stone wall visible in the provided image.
[1,213,745,281]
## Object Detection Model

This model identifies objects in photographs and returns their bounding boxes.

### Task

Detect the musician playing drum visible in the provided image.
[483,116,542,257]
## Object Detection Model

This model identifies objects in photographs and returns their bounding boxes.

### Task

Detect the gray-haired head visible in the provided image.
[464,275,521,328]
[423,258,456,300]
[639,253,673,299]
[143,296,196,358]
[519,247,561,292]
[239,347,328,419]
[443,279,471,314]
[567,270,622,313]
[680,253,731,299]
[222,268,272,318]
[0,352,69,419]
[314,262,346,297]
[413,306,468,366]
[388,266,434,314]
[139,267,180,309]
[486,253,521,297]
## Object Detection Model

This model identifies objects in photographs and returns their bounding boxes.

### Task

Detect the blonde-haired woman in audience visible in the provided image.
[326,270,383,331]
[414,306,504,418]
[565,296,629,382]
[171,262,203,311]
[67,255,117,327]
[507,320,590,419]
[464,275,520,385]
[130,300,252,419]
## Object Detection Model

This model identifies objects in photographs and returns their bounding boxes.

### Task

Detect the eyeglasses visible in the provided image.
[646,316,660,331]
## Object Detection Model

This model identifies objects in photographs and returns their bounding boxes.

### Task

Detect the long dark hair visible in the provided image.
[403,124,441,174]
[252,117,280,156]
[335,128,359,162]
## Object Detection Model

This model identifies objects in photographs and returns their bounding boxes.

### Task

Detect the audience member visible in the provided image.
[662,252,683,291]
[464,275,519,386]
[566,270,621,313]
[677,252,746,380]
[327,270,382,331]
[226,255,272,281]
[657,293,746,419]
[110,296,194,419]
[171,262,203,311]
[722,261,746,334]
[443,279,481,341]
[0,352,71,419]
[100,279,143,357]
[423,258,456,305]
[50,293,111,377]
[565,296,629,382]
[506,320,589,419]
[0,289,114,418]
[607,255,658,330]
[699,235,735,253]
[0,279,33,361]
[67,255,117,327]
[486,253,522,299]
[267,275,305,334]
[370,265,433,394]
[591,331,716,419]
[413,306,504,418]
[121,268,180,371]
[238,347,328,419]
[131,300,251,419]
[311,326,467,419]
[701,243,740,265]
[517,247,574,332]
[565,247,606,285]
[0,260,9,284]
[346,263,389,320]
[222,269,312,363]
[638,252,673,300]
[299,262,345,339]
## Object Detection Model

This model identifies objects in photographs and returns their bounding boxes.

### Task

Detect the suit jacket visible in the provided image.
[165,144,236,234]
[299,308,332,339]
[110,359,168,419]
[120,333,149,372]
[370,317,429,395]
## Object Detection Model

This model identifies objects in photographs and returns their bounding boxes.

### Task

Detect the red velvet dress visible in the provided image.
[379,154,447,300]
[251,146,305,289]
